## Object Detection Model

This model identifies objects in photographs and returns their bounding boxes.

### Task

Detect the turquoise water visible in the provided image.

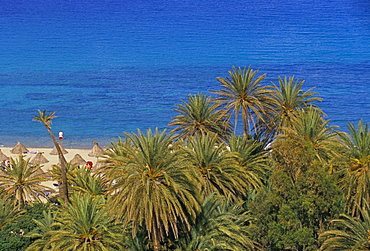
[0,0,369,147]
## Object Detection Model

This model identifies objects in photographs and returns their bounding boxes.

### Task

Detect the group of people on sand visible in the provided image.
[1,159,11,169]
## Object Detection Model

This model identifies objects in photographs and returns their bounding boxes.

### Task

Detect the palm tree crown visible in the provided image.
[103,128,200,251]
[267,76,323,135]
[274,107,340,163]
[319,202,370,250]
[339,120,370,216]
[168,92,232,141]
[183,133,255,200]
[47,193,124,251]
[210,66,272,136]
[0,155,50,209]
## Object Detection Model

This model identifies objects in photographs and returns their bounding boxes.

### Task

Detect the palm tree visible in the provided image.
[266,76,323,136]
[274,107,341,163]
[319,202,370,250]
[181,193,256,250]
[25,210,57,251]
[183,133,253,200]
[168,92,232,141]
[0,195,24,229]
[0,155,50,209]
[338,120,370,216]
[33,110,69,203]
[210,66,272,136]
[103,128,200,251]
[70,168,108,197]
[227,134,269,190]
[47,193,124,250]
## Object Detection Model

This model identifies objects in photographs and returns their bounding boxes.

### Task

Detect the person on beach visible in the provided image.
[58,131,64,140]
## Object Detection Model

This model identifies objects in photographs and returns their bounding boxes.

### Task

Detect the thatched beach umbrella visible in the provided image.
[50,143,68,155]
[30,152,49,165]
[11,142,29,154]
[88,141,105,157]
[0,149,8,162]
[70,154,86,166]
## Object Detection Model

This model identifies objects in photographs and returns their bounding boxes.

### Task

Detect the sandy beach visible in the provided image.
[0,144,104,195]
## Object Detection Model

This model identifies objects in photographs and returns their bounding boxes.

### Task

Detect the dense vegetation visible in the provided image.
[0,66,369,250]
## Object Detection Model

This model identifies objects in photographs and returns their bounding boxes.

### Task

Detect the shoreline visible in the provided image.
[1,145,104,174]
[1,144,106,195]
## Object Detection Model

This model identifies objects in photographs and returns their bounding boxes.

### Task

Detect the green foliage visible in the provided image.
[168,92,232,141]
[319,202,370,250]
[0,195,24,229]
[104,128,201,250]
[266,76,323,136]
[183,133,252,200]
[211,66,272,136]
[250,165,343,250]
[0,155,51,209]
[46,193,124,250]
[180,193,256,251]
[338,120,370,216]
[0,203,50,251]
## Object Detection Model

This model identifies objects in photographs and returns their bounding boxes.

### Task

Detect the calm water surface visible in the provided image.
[0,0,369,147]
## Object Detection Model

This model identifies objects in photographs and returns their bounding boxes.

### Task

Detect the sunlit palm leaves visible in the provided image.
[25,210,56,251]
[48,193,124,250]
[182,193,255,251]
[210,66,272,136]
[275,107,341,163]
[319,202,370,250]
[0,195,24,229]
[104,129,200,250]
[168,92,232,141]
[227,134,269,190]
[70,168,108,197]
[0,155,50,209]
[339,120,370,216]
[267,76,323,135]
[183,133,253,200]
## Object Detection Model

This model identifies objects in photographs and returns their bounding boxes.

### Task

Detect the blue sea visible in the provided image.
[0,0,369,148]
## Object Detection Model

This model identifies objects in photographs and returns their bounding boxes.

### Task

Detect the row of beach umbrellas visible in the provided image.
[0,141,105,166]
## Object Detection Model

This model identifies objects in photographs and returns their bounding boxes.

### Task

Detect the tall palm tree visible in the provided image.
[33,110,69,203]
[266,76,323,136]
[319,202,370,250]
[210,66,272,136]
[0,155,50,209]
[183,133,253,200]
[104,128,200,251]
[182,193,256,251]
[338,120,370,216]
[47,193,124,250]
[168,92,232,141]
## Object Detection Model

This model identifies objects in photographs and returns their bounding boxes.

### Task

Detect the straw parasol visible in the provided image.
[11,142,29,154]
[30,152,49,165]
[0,149,8,162]
[88,141,105,157]
[70,154,86,166]
[50,143,68,155]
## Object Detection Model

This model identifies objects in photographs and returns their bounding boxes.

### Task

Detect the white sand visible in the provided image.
[1,146,103,196]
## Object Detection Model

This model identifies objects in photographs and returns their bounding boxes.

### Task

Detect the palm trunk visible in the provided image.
[153,233,160,251]
[46,128,69,203]
[19,189,25,209]
[152,220,161,251]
